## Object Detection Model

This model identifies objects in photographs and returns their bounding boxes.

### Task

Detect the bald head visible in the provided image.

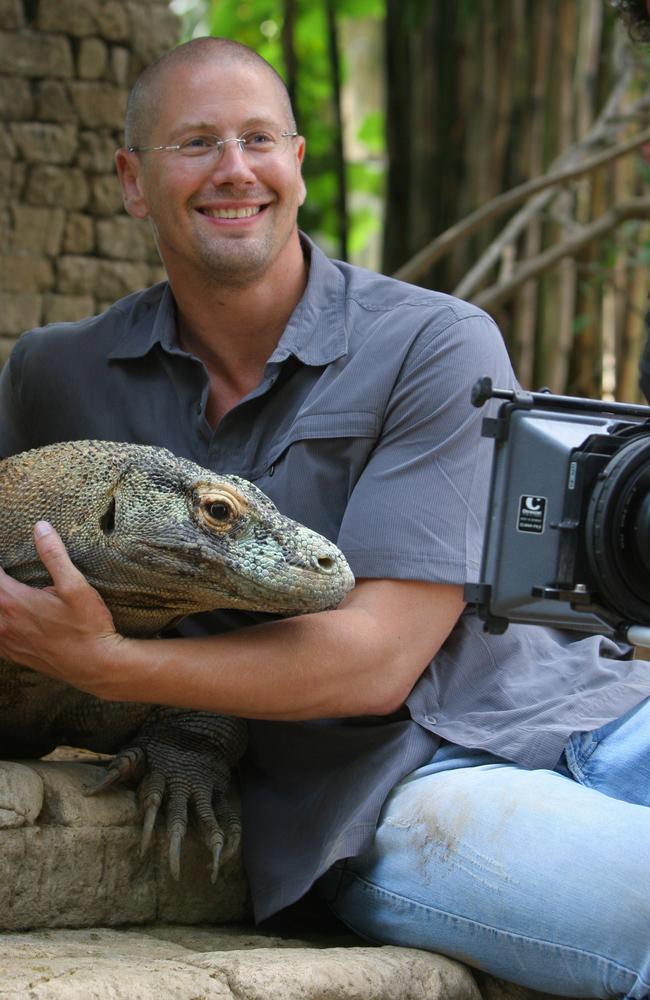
[124,37,296,149]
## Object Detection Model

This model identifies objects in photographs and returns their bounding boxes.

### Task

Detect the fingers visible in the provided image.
[33,521,88,596]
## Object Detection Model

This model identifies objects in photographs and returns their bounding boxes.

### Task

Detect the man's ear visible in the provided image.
[296,135,307,207]
[115,148,149,219]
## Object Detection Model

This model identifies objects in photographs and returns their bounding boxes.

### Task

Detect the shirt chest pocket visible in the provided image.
[253,410,379,542]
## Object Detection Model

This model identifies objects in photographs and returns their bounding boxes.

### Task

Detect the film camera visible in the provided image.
[464,377,650,647]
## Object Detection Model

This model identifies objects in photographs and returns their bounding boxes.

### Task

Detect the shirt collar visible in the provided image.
[108,232,348,366]
[107,282,179,360]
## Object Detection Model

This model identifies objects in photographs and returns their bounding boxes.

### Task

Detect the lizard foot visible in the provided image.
[85,709,247,882]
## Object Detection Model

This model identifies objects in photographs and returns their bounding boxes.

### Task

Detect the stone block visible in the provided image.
[0,924,485,1000]
[78,37,108,80]
[0,760,248,930]
[0,762,43,828]
[63,213,95,254]
[9,122,78,164]
[58,255,150,301]
[0,208,9,253]
[35,80,75,123]
[111,45,131,86]
[0,31,73,78]
[37,0,94,34]
[96,1,131,42]
[126,1,180,63]
[26,165,90,210]
[0,76,34,121]
[69,81,128,129]
[0,292,42,335]
[36,0,128,38]
[42,294,95,325]
[0,256,54,293]
[78,131,119,173]
[0,162,11,208]
[10,161,27,202]
[56,255,100,295]
[10,206,66,256]
[96,259,150,299]
[0,130,16,159]
[90,173,125,215]
[0,0,24,29]
[96,216,155,261]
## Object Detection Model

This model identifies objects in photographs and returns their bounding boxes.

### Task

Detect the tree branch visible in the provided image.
[472,198,650,312]
[392,124,650,285]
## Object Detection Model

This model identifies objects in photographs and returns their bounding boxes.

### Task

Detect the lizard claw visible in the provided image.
[139,771,165,857]
[84,746,146,796]
[86,711,247,881]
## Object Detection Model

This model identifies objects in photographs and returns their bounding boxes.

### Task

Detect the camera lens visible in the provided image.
[586,435,650,623]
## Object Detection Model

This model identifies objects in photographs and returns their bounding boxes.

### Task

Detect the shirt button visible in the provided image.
[267,463,275,476]
[425,715,437,725]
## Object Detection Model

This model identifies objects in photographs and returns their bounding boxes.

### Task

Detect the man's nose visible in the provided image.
[210,141,257,183]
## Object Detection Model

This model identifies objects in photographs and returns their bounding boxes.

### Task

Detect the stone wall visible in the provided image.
[0,0,181,364]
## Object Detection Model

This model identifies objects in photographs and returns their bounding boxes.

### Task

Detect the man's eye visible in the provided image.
[180,136,215,152]
[244,131,276,148]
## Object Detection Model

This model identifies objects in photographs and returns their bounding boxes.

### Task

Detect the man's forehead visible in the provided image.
[155,58,279,103]
[149,60,289,126]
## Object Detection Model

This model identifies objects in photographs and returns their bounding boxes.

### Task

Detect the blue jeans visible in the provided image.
[320,698,650,998]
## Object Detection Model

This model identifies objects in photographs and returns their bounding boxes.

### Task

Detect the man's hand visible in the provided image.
[0,521,122,695]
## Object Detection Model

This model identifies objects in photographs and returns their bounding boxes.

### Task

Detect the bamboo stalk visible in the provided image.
[548,0,579,392]
[325,0,348,261]
[450,69,638,299]
[511,2,552,385]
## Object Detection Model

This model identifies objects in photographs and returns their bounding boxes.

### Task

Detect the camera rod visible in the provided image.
[471,376,650,419]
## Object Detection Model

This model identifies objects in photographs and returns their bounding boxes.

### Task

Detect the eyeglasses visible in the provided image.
[128,128,299,160]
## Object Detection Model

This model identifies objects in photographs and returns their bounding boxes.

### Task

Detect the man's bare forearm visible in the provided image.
[97,578,465,719]
[0,525,464,720]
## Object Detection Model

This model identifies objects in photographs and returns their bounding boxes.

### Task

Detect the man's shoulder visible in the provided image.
[13,282,168,362]
[337,258,493,321]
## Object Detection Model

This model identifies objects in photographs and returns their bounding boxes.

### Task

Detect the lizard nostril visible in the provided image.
[313,555,335,572]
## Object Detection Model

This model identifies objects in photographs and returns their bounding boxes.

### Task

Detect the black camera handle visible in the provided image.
[471,376,650,419]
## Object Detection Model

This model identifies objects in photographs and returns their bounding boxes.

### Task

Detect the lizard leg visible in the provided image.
[85,709,247,882]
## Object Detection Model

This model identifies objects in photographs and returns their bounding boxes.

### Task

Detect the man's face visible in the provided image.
[118,60,306,287]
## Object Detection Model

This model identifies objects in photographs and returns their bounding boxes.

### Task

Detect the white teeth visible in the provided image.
[202,206,262,219]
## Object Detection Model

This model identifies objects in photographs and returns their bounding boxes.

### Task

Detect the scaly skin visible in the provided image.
[0,440,354,879]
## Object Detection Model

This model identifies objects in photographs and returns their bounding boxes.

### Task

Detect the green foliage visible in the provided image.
[170,0,386,259]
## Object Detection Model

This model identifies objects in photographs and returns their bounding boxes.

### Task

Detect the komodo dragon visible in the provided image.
[0,440,354,879]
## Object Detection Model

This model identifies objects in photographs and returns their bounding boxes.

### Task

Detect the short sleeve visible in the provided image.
[337,312,515,584]
[0,343,34,458]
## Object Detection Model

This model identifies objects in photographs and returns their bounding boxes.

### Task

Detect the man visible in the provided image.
[0,38,649,996]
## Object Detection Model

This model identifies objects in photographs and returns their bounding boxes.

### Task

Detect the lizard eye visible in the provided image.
[197,488,245,531]
[207,501,231,521]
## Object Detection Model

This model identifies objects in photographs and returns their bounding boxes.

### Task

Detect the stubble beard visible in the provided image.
[193,218,296,290]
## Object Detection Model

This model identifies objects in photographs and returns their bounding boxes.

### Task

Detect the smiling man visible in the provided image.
[1,37,650,997]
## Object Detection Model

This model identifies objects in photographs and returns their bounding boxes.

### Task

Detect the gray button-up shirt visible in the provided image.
[2,235,650,919]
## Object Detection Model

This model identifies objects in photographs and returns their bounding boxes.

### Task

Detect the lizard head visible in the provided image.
[0,441,355,636]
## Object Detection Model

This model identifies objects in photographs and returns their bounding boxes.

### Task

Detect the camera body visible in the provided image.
[465,378,650,641]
